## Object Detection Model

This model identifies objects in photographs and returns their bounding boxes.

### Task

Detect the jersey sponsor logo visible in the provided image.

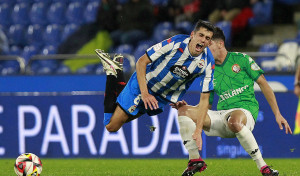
[232,64,241,73]
[170,65,191,79]
[251,63,261,71]
[197,59,205,68]
[219,85,249,102]
[153,42,162,51]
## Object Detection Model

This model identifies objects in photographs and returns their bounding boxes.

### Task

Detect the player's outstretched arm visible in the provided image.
[136,54,158,110]
[192,92,210,150]
[256,75,292,134]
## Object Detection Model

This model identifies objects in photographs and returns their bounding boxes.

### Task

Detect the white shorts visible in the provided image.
[204,108,255,138]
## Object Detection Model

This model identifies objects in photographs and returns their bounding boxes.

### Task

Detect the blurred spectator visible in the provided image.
[0,28,9,55]
[154,0,196,24]
[193,0,217,22]
[58,0,119,72]
[95,0,120,32]
[175,0,201,23]
[110,0,154,46]
[208,0,250,24]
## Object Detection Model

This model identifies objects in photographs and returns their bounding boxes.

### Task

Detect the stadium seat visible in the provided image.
[26,24,45,47]
[47,2,67,25]
[115,44,134,55]
[9,45,22,56]
[1,0,17,5]
[94,64,104,75]
[41,45,57,55]
[215,21,232,48]
[255,43,278,67]
[248,0,273,27]
[76,64,96,74]
[43,24,62,46]
[66,2,85,25]
[17,0,34,2]
[35,66,53,75]
[84,1,100,24]
[133,43,150,60]
[30,2,49,25]
[55,64,71,75]
[33,0,52,2]
[21,45,40,63]
[137,40,155,47]
[12,3,30,25]
[175,21,193,35]
[261,41,298,71]
[89,0,102,2]
[8,24,27,46]
[61,23,79,41]
[152,22,175,42]
[0,3,12,27]
[0,60,20,75]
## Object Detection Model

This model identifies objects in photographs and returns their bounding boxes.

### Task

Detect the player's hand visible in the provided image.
[275,114,292,134]
[141,92,158,110]
[294,85,300,96]
[192,129,203,150]
[169,100,187,109]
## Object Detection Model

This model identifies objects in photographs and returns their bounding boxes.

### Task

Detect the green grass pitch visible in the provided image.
[4,158,300,175]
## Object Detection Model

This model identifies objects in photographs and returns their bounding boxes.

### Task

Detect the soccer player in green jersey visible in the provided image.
[171,27,292,176]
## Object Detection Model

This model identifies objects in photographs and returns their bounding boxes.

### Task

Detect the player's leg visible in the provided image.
[177,105,209,176]
[105,105,131,132]
[95,49,127,129]
[227,110,279,176]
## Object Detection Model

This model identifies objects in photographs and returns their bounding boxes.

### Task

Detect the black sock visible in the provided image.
[104,71,126,113]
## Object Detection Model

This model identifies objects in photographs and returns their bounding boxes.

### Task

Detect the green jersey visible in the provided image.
[209,52,264,121]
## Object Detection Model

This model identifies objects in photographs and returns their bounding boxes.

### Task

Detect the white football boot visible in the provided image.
[95,49,123,77]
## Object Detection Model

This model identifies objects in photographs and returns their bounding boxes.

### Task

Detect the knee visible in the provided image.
[105,124,119,132]
[178,105,189,116]
[227,118,243,133]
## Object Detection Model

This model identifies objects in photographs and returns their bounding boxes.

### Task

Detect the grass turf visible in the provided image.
[4,158,300,176]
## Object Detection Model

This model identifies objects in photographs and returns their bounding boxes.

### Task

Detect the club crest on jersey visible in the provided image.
[198,59,205,68]
[232,64,241,73]
[170,65,191,79]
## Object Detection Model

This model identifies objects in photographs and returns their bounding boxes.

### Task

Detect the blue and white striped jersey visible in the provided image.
[145,34,215,103]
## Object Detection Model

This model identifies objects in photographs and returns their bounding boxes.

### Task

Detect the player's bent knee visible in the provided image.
[105,123,120,132]
[228,118,243,133]
[178,105,191,116]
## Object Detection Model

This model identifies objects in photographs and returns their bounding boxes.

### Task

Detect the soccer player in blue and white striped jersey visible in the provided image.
[95,20,215,145]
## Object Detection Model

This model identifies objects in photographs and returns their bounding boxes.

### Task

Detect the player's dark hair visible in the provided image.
[212,27,226,42]
[193,20,215,33]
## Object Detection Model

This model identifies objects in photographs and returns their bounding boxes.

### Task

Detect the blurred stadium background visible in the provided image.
[0,0,299,175]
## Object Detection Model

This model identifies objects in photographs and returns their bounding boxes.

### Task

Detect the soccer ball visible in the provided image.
[14,153,43,176]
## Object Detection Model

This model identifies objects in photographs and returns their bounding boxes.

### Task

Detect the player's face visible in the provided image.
[209,39,221,61]
[189,27,213,57]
